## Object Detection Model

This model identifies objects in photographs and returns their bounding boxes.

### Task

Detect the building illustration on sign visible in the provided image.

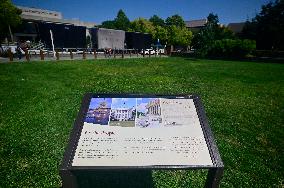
[146,98,161,116]
[111,108,135,121]
[109,98,136,127]
[85,98,111,125]
[84,97,198,128]
[136,98,162,128]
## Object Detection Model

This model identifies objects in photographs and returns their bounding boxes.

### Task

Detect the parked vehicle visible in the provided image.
[28,49,49,55]
[140,49,155,55]
[0,44,25,57]
[74,49,84,54]
[157,48,165,54]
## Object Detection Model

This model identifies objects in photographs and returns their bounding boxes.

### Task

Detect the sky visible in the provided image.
[89,98,112,109]
[12,0,269,25]
[111,98,136,109]
[137,98,157,113]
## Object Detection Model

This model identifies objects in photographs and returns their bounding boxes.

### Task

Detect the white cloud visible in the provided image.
[137,103,148,113]
[112,98,118,105]
[121,98,128,102]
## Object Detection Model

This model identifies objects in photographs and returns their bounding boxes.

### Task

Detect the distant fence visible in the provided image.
[2,48,167,62]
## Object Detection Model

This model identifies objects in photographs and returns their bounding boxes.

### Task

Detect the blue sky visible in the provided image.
[111,98,136,109]
[137,98,158,113]
[12,0,269,25]
[89,98,112,109]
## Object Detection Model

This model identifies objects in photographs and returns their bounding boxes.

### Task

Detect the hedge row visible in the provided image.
[207,39,256,58]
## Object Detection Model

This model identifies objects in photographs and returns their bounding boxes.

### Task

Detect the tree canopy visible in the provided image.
[130,18,156,36]
[167,25,193,46]
[100,9,130,31]
[154,25,168,44]
[100,20,116,29]
[114,9,130,31]
[0,0,22,42]
[191,13,234,54]
[100,11,193,47]
[242,0,284,50]
[149,15,165,27]
[165,14,186,28]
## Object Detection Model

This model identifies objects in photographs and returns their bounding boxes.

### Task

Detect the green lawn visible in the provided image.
[0,57,283,187]
[109,121,135,127]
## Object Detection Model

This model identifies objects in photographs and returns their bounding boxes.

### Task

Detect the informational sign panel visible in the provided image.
[60,94,224,188]
[72,97,213,167]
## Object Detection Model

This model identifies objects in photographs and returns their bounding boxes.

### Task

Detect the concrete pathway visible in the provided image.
[0,53,168,63]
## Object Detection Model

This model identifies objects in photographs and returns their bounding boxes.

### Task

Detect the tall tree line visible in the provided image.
[100,10,193,48]
[241,0,284,50]
[0,0,22,43]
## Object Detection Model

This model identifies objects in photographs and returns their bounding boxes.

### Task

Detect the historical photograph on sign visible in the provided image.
[109,98,136,127]
[84,98,112,125]
[136,98,162,128]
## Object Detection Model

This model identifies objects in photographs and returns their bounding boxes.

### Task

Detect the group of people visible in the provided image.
[11,41,30,60]
[105,48,112,57]
[16,43,23,59]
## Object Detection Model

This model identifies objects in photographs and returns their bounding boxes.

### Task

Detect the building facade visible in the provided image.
[111,108,134,121]
[227,22,246,34]
[185,19,207,33]
[12,6,96,49]
[90,28,125,49]
[146,99,161,115]
[85,102,110,125]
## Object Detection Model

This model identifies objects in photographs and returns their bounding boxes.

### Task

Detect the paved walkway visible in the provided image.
[0,53,168,63]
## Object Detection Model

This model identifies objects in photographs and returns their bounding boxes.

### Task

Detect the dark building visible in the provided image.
[13,20,39,42]
[11,6,94,49]
[37,22,86,49]
[13,21,86,49]
[125,32,152,50]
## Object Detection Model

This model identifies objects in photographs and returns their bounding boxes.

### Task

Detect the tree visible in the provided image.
[149,15,165,27]
[130,18,156,37]
[99,9,130,31]
[100,20,116,29]
[154,26,168,44]
[191,13,234,55]
[114,9,130,31]
[165,14,185,28]
[167,25,193,46]
[206,13,219,28]
[0,0,22,42]
[241,21,257,40]
[241,0,284,50]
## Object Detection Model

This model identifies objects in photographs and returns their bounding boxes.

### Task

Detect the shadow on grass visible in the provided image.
[182,58,200,61]
[181,56,284,64]
[74,170,154,188]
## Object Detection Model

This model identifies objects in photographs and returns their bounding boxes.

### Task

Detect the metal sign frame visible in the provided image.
[60,93,224,188]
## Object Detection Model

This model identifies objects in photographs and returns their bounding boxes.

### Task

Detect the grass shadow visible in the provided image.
[182,58,200,61]
[74,170,154,188]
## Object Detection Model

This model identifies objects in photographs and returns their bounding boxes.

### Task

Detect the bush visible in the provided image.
[207,39,256,58]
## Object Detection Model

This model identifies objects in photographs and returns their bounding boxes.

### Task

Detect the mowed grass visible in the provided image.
[109,121,135,127]
[0,57,283,187]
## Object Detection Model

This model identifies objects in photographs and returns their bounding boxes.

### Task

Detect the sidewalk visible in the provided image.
[0,53,168,63]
